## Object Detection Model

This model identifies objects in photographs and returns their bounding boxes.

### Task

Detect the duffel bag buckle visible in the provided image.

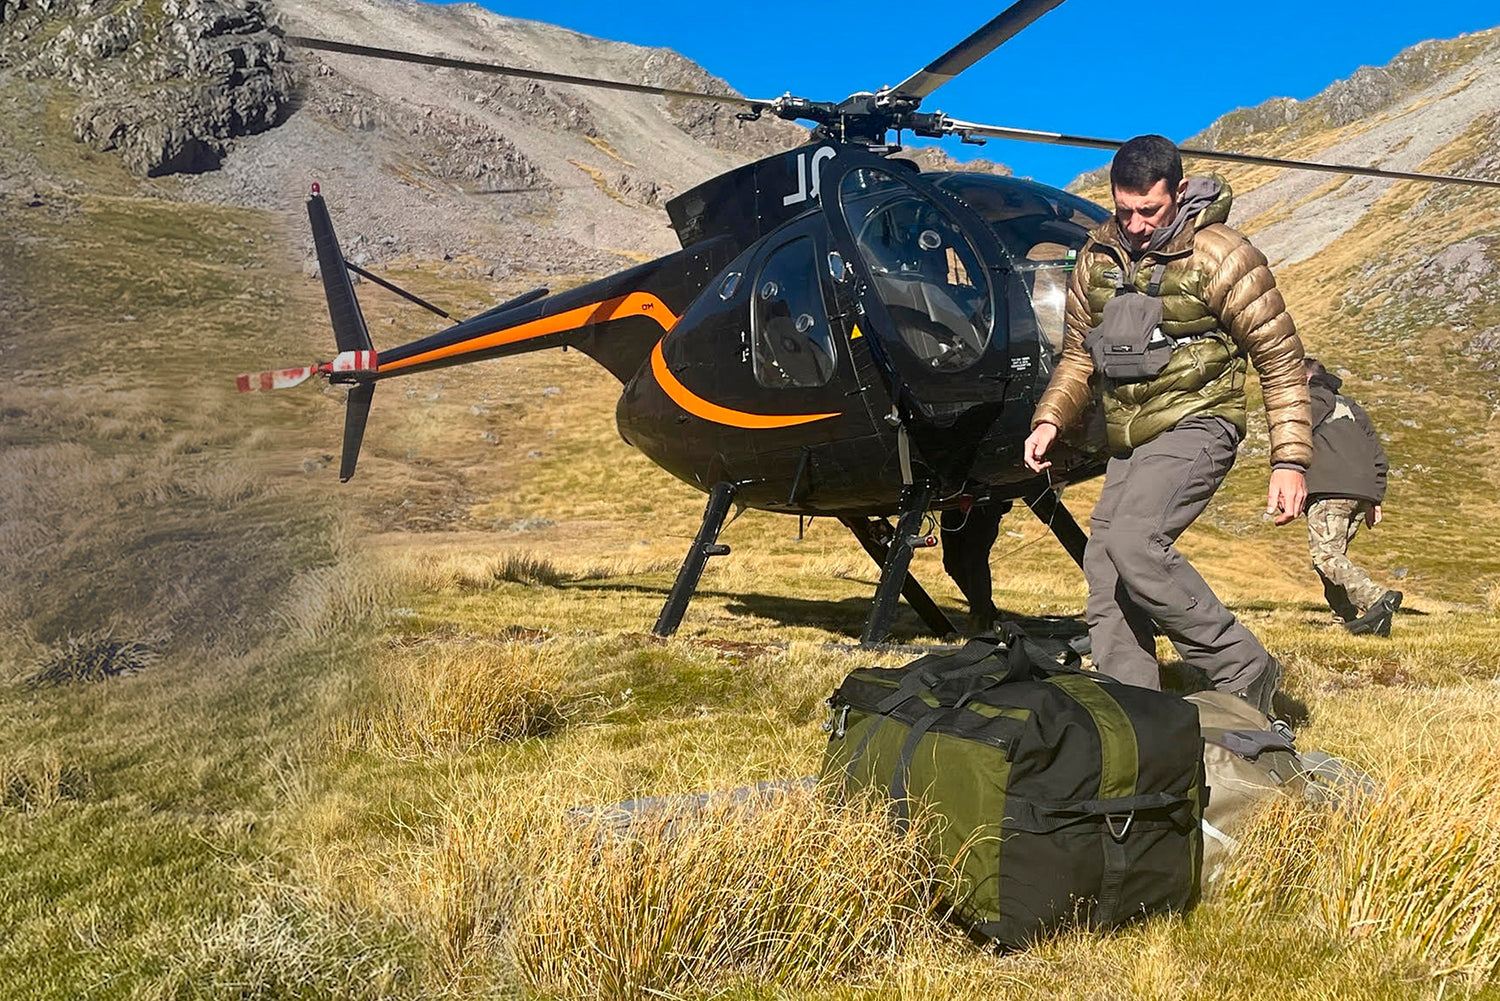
[822,703,850,738]
[1106,811,1134,841]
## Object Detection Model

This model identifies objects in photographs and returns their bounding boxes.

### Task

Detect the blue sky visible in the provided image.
[440,1,1498,187]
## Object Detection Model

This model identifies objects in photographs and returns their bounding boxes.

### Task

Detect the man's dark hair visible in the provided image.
[1110,135,1184,194]
[1304,357,1327,378]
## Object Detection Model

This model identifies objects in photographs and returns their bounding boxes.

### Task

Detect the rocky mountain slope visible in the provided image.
[1070,28,1499,281]
[0,0,1020,274]
[0,0,810,273]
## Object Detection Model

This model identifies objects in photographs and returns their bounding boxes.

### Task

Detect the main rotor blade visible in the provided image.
[889,0,1068,101]
[278,33,767,110]
[942,119,1500,189]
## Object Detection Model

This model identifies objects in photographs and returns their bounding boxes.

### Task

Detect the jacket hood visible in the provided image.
[1308,371,1343,427]
[1095,174,1233,258]
[1309,371,1344,394]
[1192,175,1232,230]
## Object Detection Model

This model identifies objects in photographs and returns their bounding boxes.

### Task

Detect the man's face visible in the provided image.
[1112,178,1187,249]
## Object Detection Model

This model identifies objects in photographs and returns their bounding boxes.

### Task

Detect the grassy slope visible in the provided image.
[4,45,1500,1001]
[0,91,411,996]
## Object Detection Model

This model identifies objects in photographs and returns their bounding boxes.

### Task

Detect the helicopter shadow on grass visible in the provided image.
[562,576,977,642]
[700,589,1053,644]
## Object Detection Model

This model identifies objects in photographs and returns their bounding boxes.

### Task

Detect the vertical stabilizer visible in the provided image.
[308,184,377,480]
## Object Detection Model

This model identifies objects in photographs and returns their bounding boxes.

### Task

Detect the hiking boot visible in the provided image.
[1236,656,1282,718]
[1344,590,1402,637]
[963,609,998,638]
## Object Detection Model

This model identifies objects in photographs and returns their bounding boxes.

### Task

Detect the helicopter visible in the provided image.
[241,0,1500,645]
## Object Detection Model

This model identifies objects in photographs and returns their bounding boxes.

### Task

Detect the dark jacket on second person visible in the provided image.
[1306,372,1387,504]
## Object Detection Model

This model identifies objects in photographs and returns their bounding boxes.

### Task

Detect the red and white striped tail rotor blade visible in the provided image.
[236,365,320,393]
[331,349,378,374]
[236,351,375,392]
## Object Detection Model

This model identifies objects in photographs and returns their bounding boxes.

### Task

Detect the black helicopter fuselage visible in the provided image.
[615,142,1110,515]
[324,141,1109,518]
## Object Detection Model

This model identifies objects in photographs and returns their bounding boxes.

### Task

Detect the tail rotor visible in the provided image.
[236,184,380,481]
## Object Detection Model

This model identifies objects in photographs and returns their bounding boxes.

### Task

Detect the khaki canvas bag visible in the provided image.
[1188,691,1375,877]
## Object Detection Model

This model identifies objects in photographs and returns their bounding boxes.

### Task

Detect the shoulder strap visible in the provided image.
[1110,261,1168,298]
[1145,263,1167,297]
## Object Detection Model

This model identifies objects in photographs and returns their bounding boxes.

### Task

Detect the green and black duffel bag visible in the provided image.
[820,630,1205,947]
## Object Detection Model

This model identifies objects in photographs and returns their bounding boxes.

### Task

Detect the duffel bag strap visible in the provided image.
[1097,825,1131,927]
[1009,791,1193,826]
[1005,632,1086,678]
[888,706,948,834]
[1203,727,1296,759]
[846,638,1015,791]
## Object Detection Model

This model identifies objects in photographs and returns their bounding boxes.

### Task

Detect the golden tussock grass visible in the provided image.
[385,549,681,594]
[343,640,582,757]
[1222,687,1500,981]
[418,783,946,998]
[149,892,420,1001]
[0,748,88,813]
[273,529,396,644]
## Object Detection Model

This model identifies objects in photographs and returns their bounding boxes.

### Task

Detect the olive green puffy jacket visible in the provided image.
[1032,178,1312,467]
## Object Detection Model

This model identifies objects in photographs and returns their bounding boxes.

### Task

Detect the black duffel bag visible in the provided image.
[820,628,1204,947]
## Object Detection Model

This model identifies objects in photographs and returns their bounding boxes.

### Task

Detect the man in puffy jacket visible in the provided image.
[1022,135,1311,714]
[1303,357,1401,635]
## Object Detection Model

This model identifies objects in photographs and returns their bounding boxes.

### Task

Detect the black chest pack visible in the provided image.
[1083,262,1173,382]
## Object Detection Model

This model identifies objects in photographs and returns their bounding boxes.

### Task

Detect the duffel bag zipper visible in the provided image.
[825,695,1026,761]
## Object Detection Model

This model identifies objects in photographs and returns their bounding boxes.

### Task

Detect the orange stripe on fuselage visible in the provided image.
[650,342,841,429]
[377,292,679,373]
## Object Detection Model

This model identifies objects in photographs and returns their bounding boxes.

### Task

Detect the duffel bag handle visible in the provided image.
[874,638,1023,714]
[1002,629,1087,679]
[875,632,1085,718]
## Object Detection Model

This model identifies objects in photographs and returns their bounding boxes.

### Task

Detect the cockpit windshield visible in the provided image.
[928,174,1107,360]
[932,173,1108,263]
[838,168,995,373]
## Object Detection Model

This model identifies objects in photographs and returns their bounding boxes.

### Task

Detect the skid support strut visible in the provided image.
[843,514,956,642]
[653,482,737,637]
[1023,485,1089,569]
[851,482,946,645]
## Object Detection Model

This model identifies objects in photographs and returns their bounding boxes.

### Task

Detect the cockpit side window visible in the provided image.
[839,169,995,373]
[1018,262,1072,358]
[750,236,837,389]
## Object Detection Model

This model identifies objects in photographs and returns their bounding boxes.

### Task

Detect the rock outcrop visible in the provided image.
[2,0,292,176]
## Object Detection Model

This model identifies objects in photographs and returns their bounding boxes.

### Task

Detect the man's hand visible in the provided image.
[1266,467,1307,526]
[1365,504,1383,528]
[1024,422,1059,472]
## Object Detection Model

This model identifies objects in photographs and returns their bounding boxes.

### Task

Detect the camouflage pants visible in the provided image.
[1307,498,1385,619]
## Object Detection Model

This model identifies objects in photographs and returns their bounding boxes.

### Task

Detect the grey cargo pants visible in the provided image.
[1084,415,1271,693]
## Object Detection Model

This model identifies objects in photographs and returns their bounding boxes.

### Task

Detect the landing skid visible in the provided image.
[649,482,1077,644]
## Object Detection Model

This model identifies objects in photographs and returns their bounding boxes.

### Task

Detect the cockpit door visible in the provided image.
[818,149,1017,417]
